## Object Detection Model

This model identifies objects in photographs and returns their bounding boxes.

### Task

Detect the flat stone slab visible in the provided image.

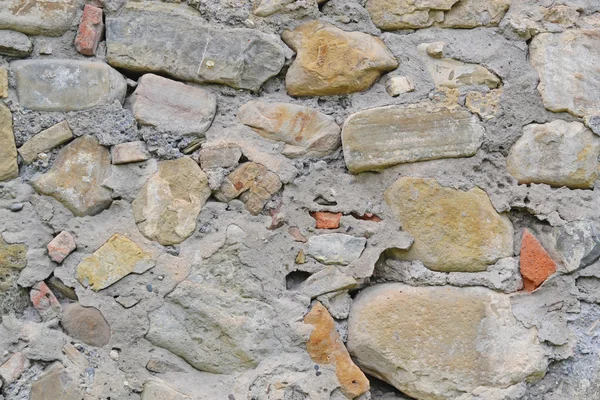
[0,0,78,36]
[106,2,284,91]
[0,30,32,57]
[307,234,367,265]
[12,59,127,111]
[342,104,484,173]
[18,120,73,164]
[0,103,18,182]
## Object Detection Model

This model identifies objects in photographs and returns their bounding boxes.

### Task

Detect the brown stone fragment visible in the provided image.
[304,302,369,398]
[0,352,29,385]
[520,229,557,292]
[61,303,111,347]
[47,231,76,263]
[30,362,82,400]
[310,211,342,229]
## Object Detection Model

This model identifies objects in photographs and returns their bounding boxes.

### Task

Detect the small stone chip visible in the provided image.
[111,141,151,164]
[47,231,77,264]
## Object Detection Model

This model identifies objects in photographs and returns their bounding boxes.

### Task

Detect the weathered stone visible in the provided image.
[385,76,415,97]
[18,120,74,164]
[282,20,398,96]
[342,104,484,173]
[0,238,27,309]
[546,220,600,273]
[384,177,513,272]
[0,30,32,57]
[348,284,549,400]
[32,136,112,217]
[0,352,29,385]
[0,0,78,36]
[132,157,211,245]
[307,234,366,265]
[199,144,242,169]
[530,30,600,117]
[585,114,600,136]
[216,162,282,215]
[12,59,127,112]
[60,303,111,347]
[253,0,320,17]
[111,141,150,165]
[127,74,217,138]
[0,103,18,182]
[30,363,82,400]
[76,233,155,291]
[438,0,512,28]
[310,211,342,229]
[466,89,502,120]
[0,66,7,98]
[238,100,341,158]
[305,302,369,398]
[141,378,190,400]
[74,5,104,56]
[30,281,61,320]
[106,2,284,91]
[507,120,600,189]
[520,229,557,292]
[299,266,357,298]
[418,43,501,89]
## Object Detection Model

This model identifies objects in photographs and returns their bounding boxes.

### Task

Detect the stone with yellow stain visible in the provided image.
[238,100,340,158]
[282,20,398,96]
[384,177,513,272]
[0,102,18,182]
[347,283,548,400]
[0,237,27,314]
[305,302,369,398]
[0,67,8,98]
[507,120,600,189]
[466,89,502,120]
[76,234,156,291]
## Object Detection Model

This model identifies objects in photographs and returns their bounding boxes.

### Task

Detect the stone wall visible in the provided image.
[0,0,600,399]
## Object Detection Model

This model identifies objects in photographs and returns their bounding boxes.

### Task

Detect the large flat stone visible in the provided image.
[0,0,78,36]
[342,104,484,173]
[384,177,513,272]
[347,284,548,400]
[282,20,398,96]
[0,103,18,182]
[126,74,216,138]
[507,120,600,189]
[106,2,284,91]
[12,60,127,111]
[18,120,74,164]
[530,30,600,117]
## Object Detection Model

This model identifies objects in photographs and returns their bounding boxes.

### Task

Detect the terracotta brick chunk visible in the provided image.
[310,211,342,229]
[74,5,104,56]
[520,229,557,292]
[47,231,76,263]
[30,281,62,320]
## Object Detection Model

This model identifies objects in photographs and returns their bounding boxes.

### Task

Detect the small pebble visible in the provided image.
[9,203,23,212]
[146,284,152,292]
[110,349,120,360]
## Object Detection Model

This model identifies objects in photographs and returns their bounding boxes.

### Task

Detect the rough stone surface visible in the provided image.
[307,233,366,265]
[507,120,600,189]
[0,103,18,182]
[0,352,28,386]
[18,120,74,164]
[47,231,76,264]
[132,157,211,245]
[12,60,127,112]
[127,74,217,138]
[106,2,285,91]
[141,378,190,400]
[466,89,502,120]
[384,177,514,272]
[60,303,111,347]
[348,283,549,400]
[30,281,61,320]
[520,229,557,292]
[530,30,600,117]
[0,67,7,98]
[342,104,484,173]
[111,141,151,165]
[74,5,104,56]
[385,75,415,96]
[30,363,82,400]
[238,100,341,158]
[0,0,78,36]
[282,20,398,96]
[0,29,32,57]
[32,136,112,217]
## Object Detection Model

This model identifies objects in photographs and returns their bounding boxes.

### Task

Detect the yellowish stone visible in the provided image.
[466,89,502,120]
[0,102,18,182]
[0,67,7,98]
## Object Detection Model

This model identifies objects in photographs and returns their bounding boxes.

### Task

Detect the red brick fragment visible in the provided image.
[74,5,104,56]
[351,212,382,222]
[47,231,76,263]
[30,281,62,321]
[520,229,557,292]
[310,211,342,229]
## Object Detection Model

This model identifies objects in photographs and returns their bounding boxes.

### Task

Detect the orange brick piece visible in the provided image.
[75,5,104,56]
[304,302,370,398]
[47,231,76,263]
[310,211,342,229]
[520,229,557,292]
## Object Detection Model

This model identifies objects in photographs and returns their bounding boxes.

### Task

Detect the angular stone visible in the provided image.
[547,220,600,273]
[438,0,511,28]
[199,144,242,169]
[238,101,341,158]
[106,2,284,91]
[30,281,61,320]
[141,378,190,400]
[585,114,600,136]
[60,303,111,347]
[12,59,127,111]
[466,89,502,120]
[307,234,367,265]
[18,120,74,164]
[384,177,513,272]
[74,5,104,56]
[310,211,342,229]
[0,102,18,182]
[30,363,83,400]
[132,157,211,245]
[0,238,27,315]
[418,43,501,89]
[0,66,7,98]
[0,0,78,36]
[305,302,369,398]
[216,162,282,215]
[32,136,112,217]
[520,229,557,292]
[342,104,484,173]
[348,284,549,400]
[127,74,217,138]
[507,120,600,189]
[76,233,155,291]
[299,267,357,298]
[385,76,415,97]
[282,20,398,96]
[111,141,150,165]
[0,352,29,385]
[530,30,600,117]
[0,30,32,57]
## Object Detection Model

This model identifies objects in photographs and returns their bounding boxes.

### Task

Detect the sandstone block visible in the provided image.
[385,76,415,96]
[384,177,513,272]
[0,0,78,36]
[282,20,398,96]
[74,5,104,56]
[18,120,74,164]
[199,144,242,169]
[0,67,7,98]
[342,104,484,173]
[0,30,32,57]
[60,303,111,347]
[307,234,366,265]
[111,141,151,165]
[520,229,557,292]
[0,102,18,182]
[0,352,29,386]
[12,59,126,111]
